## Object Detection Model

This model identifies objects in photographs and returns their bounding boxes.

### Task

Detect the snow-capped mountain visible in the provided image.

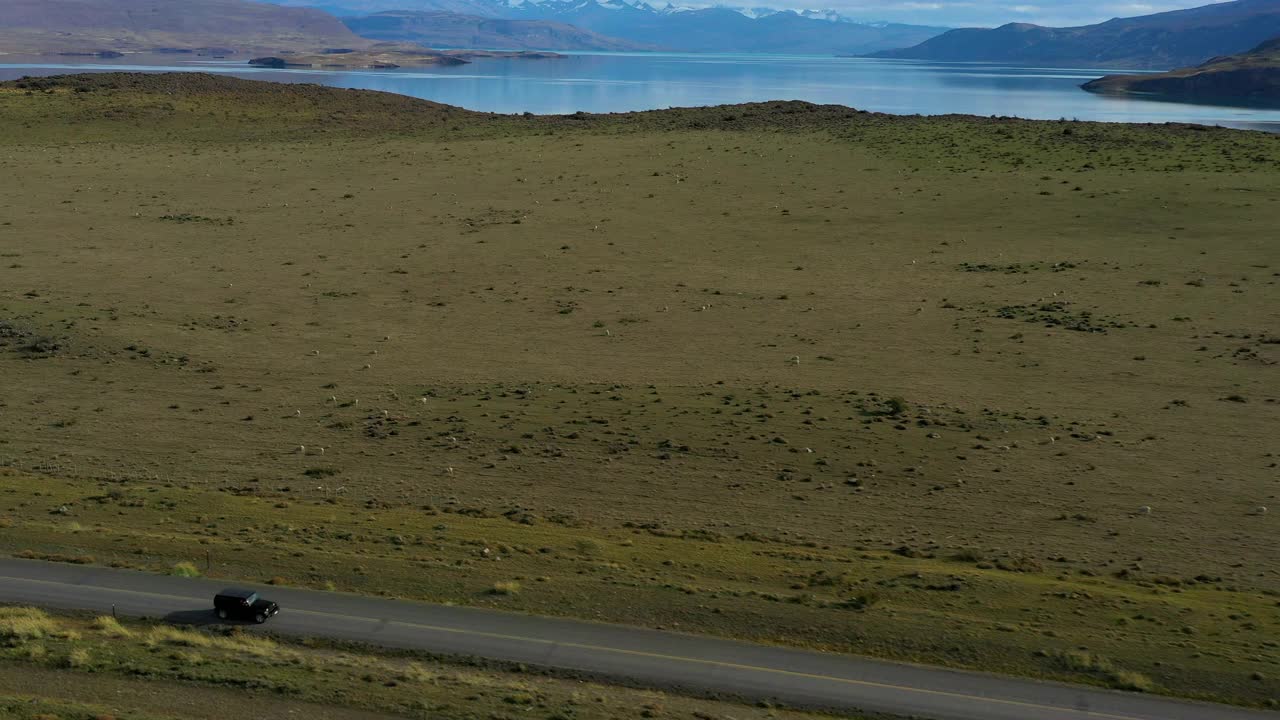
[498,0,886,24]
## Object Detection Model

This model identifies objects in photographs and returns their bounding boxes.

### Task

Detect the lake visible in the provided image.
[4,52,1280,131]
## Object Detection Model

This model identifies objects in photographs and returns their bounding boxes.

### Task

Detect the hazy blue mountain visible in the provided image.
[273,0,949,53]
[345,10,656,50]
[504,2,946,54]
[869,0,1280,69]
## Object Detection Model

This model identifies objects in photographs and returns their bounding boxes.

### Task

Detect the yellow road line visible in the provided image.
[1,574,1151,720]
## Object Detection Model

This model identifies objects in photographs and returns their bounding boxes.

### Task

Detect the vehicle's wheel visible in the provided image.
[255,613,266,624]
[216,609,228,620]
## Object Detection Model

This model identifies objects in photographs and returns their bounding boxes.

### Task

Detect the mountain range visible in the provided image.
[869,0,1280,70]
[6,0,1273,77]
[344,11,656,51]
[273,0,949,54]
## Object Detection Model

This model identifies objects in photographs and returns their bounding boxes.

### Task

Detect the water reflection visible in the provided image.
[2,53,1278,129]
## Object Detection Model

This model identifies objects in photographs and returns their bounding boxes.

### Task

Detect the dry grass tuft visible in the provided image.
[20,643,47,660]
[1110,670,1156,693]
[63,646,92,668]
[214,632,280,657]
[144,626,212,648]
[142,626,282,657]
[170,649,206,665]
[490,581,522,595]
[91,615,133,638]
[0,606,59,642]
[1051,650,1155,692]
[401,661,437,684]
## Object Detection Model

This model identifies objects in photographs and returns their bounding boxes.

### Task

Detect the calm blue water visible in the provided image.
[3,52,1280,130]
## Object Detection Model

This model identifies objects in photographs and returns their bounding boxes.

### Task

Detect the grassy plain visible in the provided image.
[0,73,1277,706]
[0,607,833,720]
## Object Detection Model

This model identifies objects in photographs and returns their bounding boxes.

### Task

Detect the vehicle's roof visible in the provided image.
[215,588,257,598]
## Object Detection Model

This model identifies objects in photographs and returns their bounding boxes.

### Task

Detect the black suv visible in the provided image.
[213,588,280,623]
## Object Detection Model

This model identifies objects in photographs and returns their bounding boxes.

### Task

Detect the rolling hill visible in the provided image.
[1082,35,1280,105]
[345,11,654,51]
[869,0,1280,69]
[0,0,367,54]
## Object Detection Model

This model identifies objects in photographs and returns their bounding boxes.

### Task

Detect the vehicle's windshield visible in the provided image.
[1,3,1275,719]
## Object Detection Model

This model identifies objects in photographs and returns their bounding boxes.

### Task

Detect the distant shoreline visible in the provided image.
[1,56,1278,132]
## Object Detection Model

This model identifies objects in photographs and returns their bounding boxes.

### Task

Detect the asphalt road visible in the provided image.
[0,557,1272,720]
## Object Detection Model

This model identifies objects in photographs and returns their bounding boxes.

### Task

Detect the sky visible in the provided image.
[746,0,1229,27]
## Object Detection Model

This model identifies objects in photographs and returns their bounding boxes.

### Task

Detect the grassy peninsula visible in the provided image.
[1083,36,1280,106]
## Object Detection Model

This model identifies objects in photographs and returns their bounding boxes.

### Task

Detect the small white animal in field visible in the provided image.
[445,467,454,475]
[296,445,306,455]
[1255,506,1268,515]
[1138,505,1152,515]
[311,350,320,356]
[294,410,301,417]
[789,356,801,365]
